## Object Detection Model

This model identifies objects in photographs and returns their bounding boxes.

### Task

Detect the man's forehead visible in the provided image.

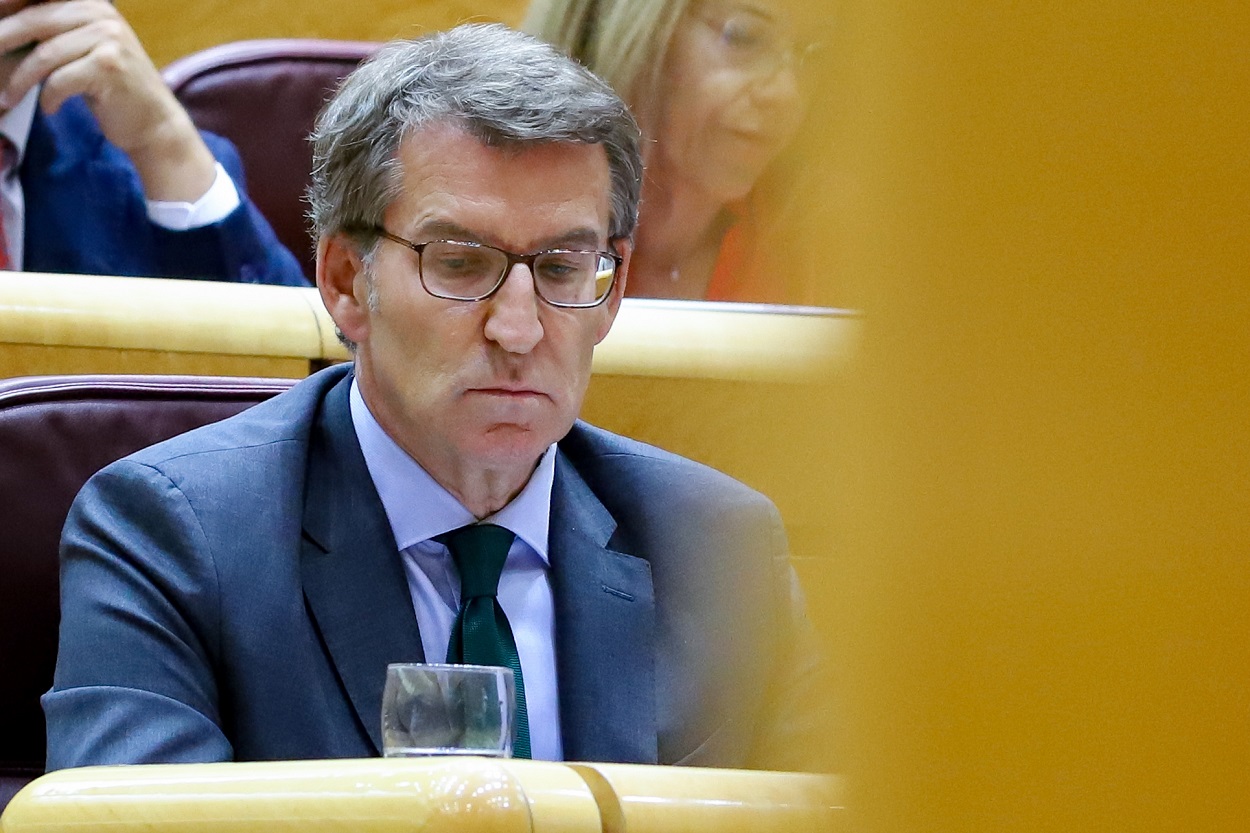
[388,123,613,244]
[397,120,607,162]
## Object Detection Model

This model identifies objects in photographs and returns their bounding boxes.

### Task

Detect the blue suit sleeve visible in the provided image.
[147,131,309,287]
[44,460,235,769]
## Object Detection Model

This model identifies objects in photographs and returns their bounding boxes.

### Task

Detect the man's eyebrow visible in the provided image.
[543,228,604,251]
[408,219,480,242]
[407,220,605,251]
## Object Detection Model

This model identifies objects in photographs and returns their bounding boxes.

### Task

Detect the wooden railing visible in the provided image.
[0,759,843,833]
[0,272,856,382]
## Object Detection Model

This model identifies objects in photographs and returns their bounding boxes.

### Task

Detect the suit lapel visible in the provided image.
[549,452,658,764]
[300,374,424,754]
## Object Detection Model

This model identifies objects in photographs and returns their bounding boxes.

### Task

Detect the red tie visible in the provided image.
[0,136,16,271]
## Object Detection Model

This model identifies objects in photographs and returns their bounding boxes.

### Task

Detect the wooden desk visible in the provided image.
[0,272,326,380]
[0,272,857,382]
[0,759,843,833]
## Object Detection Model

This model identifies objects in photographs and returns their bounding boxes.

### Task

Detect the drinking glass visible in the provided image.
[381,663,515,757]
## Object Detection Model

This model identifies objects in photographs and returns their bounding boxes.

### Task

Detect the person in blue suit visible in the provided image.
[45,24,831,771]
[0,1,305,285]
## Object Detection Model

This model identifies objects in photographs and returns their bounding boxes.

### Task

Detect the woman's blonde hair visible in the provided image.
[522,0,690,134]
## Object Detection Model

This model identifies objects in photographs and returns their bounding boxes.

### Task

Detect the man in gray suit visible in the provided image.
[45,23,828,772]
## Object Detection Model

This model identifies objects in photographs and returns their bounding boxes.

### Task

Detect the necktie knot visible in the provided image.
[440,523,515,601]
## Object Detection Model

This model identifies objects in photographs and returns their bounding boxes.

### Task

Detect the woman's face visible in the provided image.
[653,0,815,204]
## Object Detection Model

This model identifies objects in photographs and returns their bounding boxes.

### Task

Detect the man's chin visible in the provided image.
[476,424,549,455]
[465,421,564,468]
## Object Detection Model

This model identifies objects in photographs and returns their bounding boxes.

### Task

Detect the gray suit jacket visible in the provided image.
[45,365,828,770]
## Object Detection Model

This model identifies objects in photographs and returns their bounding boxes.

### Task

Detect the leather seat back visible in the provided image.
[163,39,381,282]
[0,375,295,812]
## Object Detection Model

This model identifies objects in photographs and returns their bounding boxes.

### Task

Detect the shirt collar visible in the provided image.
[0,88,40,166]
[349,378,554,561]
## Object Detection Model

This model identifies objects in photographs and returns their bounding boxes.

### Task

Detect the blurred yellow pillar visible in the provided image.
[818,0,1250,830]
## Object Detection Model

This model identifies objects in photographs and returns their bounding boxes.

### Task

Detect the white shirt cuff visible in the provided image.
[145,163,241,230]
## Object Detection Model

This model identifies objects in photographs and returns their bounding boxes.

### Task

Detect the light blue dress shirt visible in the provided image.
[349,380,563,760]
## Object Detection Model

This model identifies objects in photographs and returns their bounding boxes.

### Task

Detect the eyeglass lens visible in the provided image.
[421,241,615,306]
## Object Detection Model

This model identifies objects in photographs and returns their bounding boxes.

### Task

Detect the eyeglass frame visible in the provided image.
[370,227,625,309]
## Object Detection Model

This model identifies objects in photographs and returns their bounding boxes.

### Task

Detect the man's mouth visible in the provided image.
[469,385,546,398]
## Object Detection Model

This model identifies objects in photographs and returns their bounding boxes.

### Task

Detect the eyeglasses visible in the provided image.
[694,3,824,82]
[373,229,622,309]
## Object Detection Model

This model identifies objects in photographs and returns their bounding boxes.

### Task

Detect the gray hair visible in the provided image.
[307,23,643,252]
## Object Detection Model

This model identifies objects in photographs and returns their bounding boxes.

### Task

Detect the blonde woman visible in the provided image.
[525,0,823,303]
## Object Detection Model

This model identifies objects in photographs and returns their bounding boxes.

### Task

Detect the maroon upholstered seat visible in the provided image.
[0,375,296,812]
[163,39,381,283]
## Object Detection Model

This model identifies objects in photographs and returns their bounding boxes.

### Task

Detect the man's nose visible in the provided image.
[482,263,544,354]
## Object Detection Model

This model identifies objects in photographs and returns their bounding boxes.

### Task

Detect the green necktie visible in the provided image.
[440,523,531,759]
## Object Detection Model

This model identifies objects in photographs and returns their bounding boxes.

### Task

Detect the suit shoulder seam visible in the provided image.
[135,436,301,467]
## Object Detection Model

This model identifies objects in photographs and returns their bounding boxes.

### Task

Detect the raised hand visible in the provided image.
[0,0,216,201]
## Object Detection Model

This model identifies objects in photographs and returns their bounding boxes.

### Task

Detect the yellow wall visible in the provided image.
[118,0,528,66]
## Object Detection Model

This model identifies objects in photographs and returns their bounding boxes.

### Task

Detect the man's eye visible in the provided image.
[435,253,489,274]
[537,255,585,283]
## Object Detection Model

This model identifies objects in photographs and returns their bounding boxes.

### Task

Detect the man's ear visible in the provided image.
[594,238,631,345]
[317,234,371,346]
